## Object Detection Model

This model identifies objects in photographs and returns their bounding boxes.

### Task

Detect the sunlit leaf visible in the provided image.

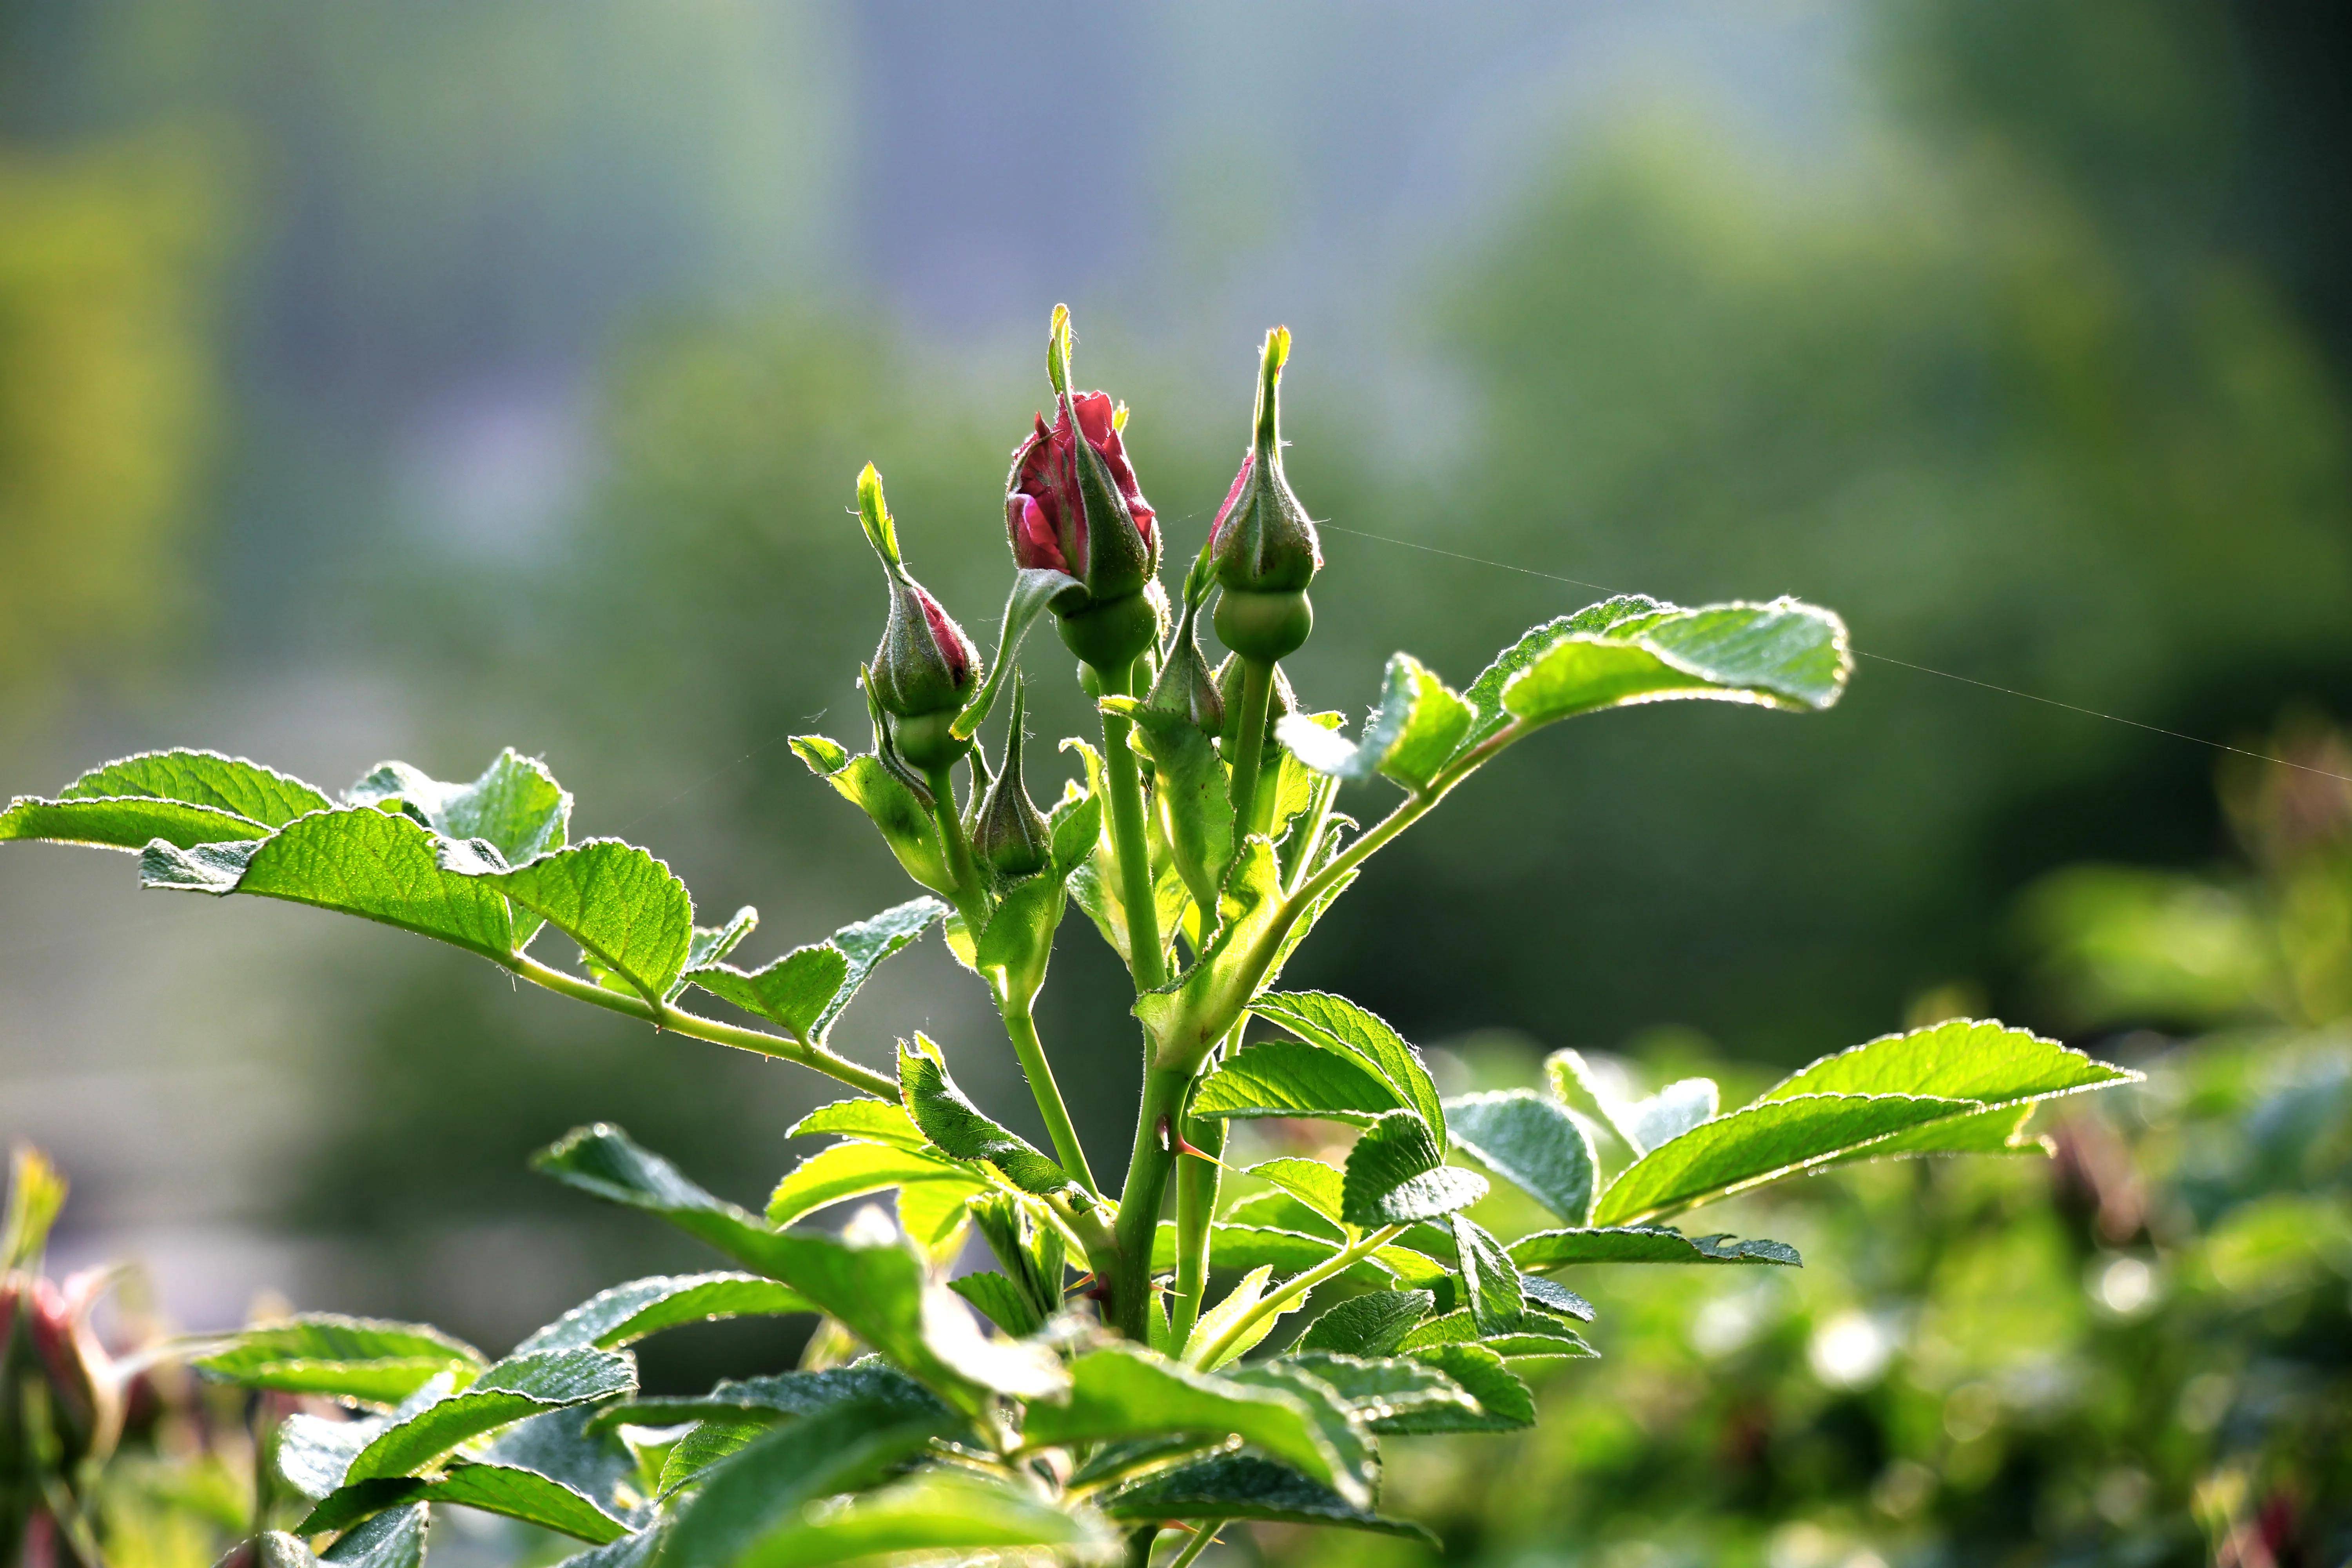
[1191,1039,1405,1125]
[1103,1455,1433,1540]
[1295,1290,1436,1357]
[1342,1110,1487,1227]
[1508,1225,1802,1269]
[1445,1089,1595,1223]
[440,838,693,1008]
[514,1274,813,1354]
[1252,992,1448,1143]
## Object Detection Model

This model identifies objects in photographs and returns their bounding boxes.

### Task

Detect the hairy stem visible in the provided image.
[1223,655,1277,842]
[995,980,1099,1197]
[924,764,992,936]
[1093,658,1166,990]
[1167,1032,1238,1346]
[1110,1062,1191,1339]
[1191,1223,1407,1370]
[507,953,898,1098]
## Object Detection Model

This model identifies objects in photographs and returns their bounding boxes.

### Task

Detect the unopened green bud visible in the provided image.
[974,682,1051,878]
[855,464,979,770]
[1209,327,1320,661]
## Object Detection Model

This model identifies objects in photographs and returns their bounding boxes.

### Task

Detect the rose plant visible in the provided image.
[1,308,2138,1568]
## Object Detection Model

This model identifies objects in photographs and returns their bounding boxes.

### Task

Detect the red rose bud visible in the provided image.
[855,464,979,770]
[973,681,1052,878]
[1006,306,1161,672]
[1210,327,1320,661]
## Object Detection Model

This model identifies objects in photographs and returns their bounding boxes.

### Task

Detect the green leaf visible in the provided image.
[657,1423,763,1499]
[65,748,330,826]
[1244,1158,1347,1225]
[1508,1224,1802,1269]
[790,738,953,897]
[1278,1352,1481,1426]
[729,1469,1110,1568]
[534,1124,787,1272]
[347,749,570,867]
[1107,697,1235,913]
[1191,1039,1405,1125]
[323,1504,430,1568]
[193,1314,487,1407]
[1,795,279,851]
[515,1274,815,1354]
[1760,1017,2140,1104]
[1387,1344,1535,1434]
[896,1037,1070,1196]
[1251,992,1448,1143]
[1453,596,1670,757]
[1501,598,1851,729]
[1621,1079,1720,1155]
[1047,790,1102,878]
[1521,1276,1596,1321]
[1296,1290,1436,1357]
[1275,652,1473,790]
[1222,1360,1379,1504]
[1395,1308,1591,1358]
[1342,1110,1487,1227]
[482,1405,636,1514]
[1591,1093,1980,1225]
[277,1405,403,1499]
[299,1463,628,1543]
[585,1364,946,1436]
[788,1099,928,1152]
[947,1272,1043,1339]
[1445,1089,1596,1224]
[1187,1265,1302,1369]
[656,1401,947,1568]
[764,1141,982,1227]
[1022,1345,1366,1506]
[1223,1189,1344,1241]
[142,807,515,962]
[689,897,944,1043]
[440,838,693,1009]
[534,1129,1062,1414]
[1150,1223,1390,1287]
[343,1349,637,1485]
[1103,1455,1433,1541]
[1450,1214,1525,1336]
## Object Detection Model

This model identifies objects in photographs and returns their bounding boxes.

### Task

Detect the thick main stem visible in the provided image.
[1093,658,1165,989]
[996,983,1099,1197]
[1168,1030,1238,1347]
[1223,655,1277,840]
[1110,1063,1191,1340]
[508,954,897,1098]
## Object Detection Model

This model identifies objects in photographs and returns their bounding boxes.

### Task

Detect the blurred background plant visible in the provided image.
[2,0,2349,1561]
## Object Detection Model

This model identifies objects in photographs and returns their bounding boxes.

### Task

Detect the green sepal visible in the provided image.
[791,735,954,896]
[951,567,1083,741]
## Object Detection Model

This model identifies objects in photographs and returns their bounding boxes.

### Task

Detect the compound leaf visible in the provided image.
[346,750,570,868]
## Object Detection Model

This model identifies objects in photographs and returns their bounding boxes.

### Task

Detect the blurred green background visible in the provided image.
[4,2,2350,1563]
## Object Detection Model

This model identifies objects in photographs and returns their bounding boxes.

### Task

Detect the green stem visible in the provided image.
[1168,1032,1238,1347]
[1191,1223,1407,1370]
[925,764,992,935]
[1093,657,1167,989]
[1125,1526,1161,1568]
[996,981,1099,1197]
[1110,1062,1191,1339]
[508,953,898,1098]
[1163,1521,1228,1568]
[1223,656,1277,842]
